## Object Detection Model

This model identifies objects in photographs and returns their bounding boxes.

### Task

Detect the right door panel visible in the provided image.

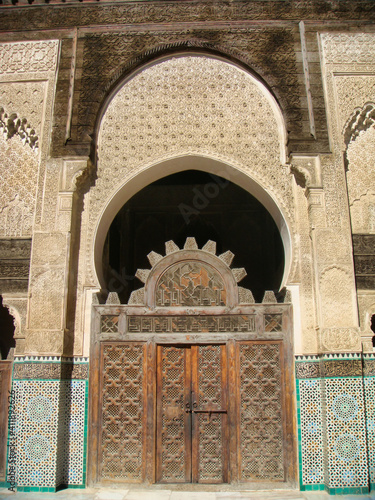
[192,344,228,484]
[237,341,285,482]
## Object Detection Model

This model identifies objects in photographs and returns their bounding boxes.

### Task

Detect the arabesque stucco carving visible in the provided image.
[88,55,293,286]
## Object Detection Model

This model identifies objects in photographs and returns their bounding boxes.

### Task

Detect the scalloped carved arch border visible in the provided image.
[343,102,375,170]
[2,304,20,339]
[0,107,39,152]
[343,102,375,147]
[1,295,27,356]
[319,264,352,283]
[349,189,375,206]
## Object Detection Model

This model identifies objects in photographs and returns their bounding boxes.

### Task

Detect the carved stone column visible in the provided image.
[291,153,360,353]
[315,154,360,353]
[291,154,367,494]
[13,158,91,491]
[25,158,89,356]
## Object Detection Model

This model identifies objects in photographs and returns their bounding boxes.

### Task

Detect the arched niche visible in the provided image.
[93,155,292,292]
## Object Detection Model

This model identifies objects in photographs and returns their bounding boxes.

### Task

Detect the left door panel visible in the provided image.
[99,343,147,482]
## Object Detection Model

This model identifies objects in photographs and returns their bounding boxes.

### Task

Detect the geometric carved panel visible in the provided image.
[101,343,145,481]
[101,315,119,333]
[157,345,187,483]
[196,345,226,483]
[238,342,284,481]
[265,314,283,332]
[0,41,59,76]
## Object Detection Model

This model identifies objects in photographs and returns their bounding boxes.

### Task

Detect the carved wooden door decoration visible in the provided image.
[237,341,284,481]
[100,343,146,482]
[89,239,297,487]
[156,344,228,483]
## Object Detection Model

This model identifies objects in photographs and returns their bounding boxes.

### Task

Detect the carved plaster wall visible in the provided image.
[320,33,375,352]
[0,40,60,354]
[73,54,298,355]
[92,55,291,282]
[320,36,375,235]
[339,79,375,235]
[319,267,357,329]
[0,41,59,234]
[292,177,317,354]
[0,82,44,238]
[0,134,38,237]
[312,33,375,352]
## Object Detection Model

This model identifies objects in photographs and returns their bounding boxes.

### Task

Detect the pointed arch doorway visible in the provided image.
[89,237,296,488]
[89,50,297,488]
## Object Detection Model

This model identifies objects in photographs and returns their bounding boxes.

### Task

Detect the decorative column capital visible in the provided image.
[59,157,91,193]
[290,154,322,189]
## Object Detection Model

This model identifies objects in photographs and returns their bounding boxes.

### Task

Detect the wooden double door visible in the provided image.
[156,344,228,483]
[96,339,293,486]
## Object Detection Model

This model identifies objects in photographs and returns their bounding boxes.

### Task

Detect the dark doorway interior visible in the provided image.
[102,170,285,303]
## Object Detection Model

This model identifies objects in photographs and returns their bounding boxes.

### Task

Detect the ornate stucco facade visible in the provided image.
[0,0,374,494]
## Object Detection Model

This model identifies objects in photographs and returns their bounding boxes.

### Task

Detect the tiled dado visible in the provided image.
[296,356,324,491]
[10,357,88,492]
[296,354,370,495]
[9,353,375,493]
